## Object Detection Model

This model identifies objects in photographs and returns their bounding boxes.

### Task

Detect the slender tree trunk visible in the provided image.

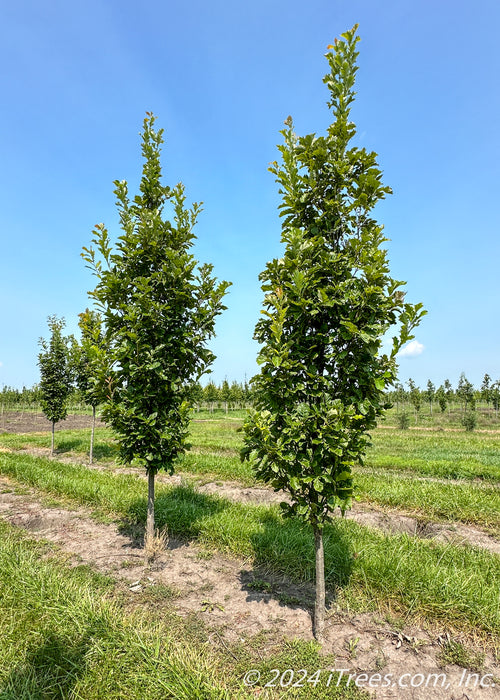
[90,405,96,465]
[313,525,325,642]
[146,470,155,543]
[51,421,55,456]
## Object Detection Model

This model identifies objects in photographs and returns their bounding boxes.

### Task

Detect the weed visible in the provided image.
[201,599,225,612]
[144,525,168,564]
[438,640,485,671]
[397,412,410,430]
[247,578,273,593]
[277,592,303,606]
[462,411,478,432]
[345,636,360,658]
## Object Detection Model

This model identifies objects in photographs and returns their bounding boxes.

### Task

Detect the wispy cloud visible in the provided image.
[398,340,424,358]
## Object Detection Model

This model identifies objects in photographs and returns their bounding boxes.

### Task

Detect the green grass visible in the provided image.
[1,451,499,641]
[366,428,500,482]
[0,427,118,462]
[2,423,500,531]
[0,520,366,699]
[0,522,230,699]
[354,470,500,531]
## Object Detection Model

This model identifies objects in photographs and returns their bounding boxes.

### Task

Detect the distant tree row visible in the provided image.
[193,379,252,412]
[386,373,500,431]
[0,385,42,407]
[5,370,500,420]
[1,376,253,415]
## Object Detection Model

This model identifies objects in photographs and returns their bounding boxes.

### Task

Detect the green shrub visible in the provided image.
[462,410,477,432]
[397,412,410,430]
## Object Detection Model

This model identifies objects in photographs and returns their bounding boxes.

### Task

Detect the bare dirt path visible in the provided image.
[0,473,498,700]
[0,410,104,434]
[6,441,500,557]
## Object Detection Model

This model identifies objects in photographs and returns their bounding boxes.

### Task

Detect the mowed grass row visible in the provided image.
[1,451,499,641]
[3,420,500,483]
[187,422,500,483]
[0,521,366,700]
[2,424,500,531]
[366,428,500,482]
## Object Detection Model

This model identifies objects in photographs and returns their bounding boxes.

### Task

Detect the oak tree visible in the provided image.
[70,309,108,464]
[83,114,230,544]
[38,315,72,455]
[241,26,425,640]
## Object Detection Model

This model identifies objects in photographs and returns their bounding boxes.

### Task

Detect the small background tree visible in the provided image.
[436,385,447,413]
[457,373,475,413]
[481,373,492,411]
[203,381,218,413]
[38,315,72,455]
[70,309,108,463]
[220,379,231,414]
[425,380,435,415]
[83,113,230,547]
[408,378,422,423]
[241,26,425,640]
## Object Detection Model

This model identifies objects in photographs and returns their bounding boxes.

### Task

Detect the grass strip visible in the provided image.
[366,429,500,482]
[2,427,500,530]
[354,471,500,532]
[4,420,500,485]
[1,451,499,640]
[0,521,231,699]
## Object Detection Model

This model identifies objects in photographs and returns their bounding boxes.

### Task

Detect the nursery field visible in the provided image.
[0,414,499,699]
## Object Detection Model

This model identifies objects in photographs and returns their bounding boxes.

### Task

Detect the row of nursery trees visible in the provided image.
[387,373,500,430]
[0,378,253,415]
[29,27,426,640]
[5,372,499,416]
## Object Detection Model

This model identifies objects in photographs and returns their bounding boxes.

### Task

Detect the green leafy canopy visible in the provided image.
[82,113,230,473]
[242,26,426,529]
[38,315,72,425]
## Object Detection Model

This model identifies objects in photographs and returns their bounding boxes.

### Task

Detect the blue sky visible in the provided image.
[1,0,499,391]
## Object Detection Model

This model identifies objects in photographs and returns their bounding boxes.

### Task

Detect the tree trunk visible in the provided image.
[90,405,96,465]
[51,421,55,456]
[146,470,155,543]
[313,525,325,642]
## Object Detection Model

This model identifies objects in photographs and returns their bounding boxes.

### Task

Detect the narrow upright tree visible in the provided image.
[491,380,500,417]
[241,26,425,641]
[407,378,422,422]
[220,379,231,414]
[203,381,218,413]
[425,380,435,415]
[38,315,72,455]
[70,309,108,464]
[83,113,230,544]
[436,385,447,413]
[457,372,475,412]
[481,373,492,409]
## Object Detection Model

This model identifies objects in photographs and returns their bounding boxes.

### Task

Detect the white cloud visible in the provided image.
[0,361,3,368]
[398,340,424,358]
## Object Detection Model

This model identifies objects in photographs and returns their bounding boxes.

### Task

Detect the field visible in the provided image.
[0,412,499,699]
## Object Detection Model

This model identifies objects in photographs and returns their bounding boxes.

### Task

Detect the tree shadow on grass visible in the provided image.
[0,632,91,700]
[117,484,231,551]
[54,438,86,454]
[240,511,355,618]
[91,443,119,461]
[54,439,118,461]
